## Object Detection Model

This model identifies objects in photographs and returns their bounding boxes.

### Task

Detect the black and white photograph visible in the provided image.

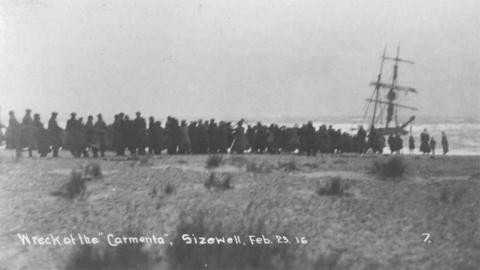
[0,0,479,269]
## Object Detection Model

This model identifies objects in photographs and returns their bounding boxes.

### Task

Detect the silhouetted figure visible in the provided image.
[231,120,247,154]
[22,109,35,157]
[408,135,415,154]
[33,114,50,157]
[134,112,147,155]
[85,116,98,157]
[48,112,63,157]
[356,125,367,154]
[66,113,81,157]
[178,120,191,154]
[77,117,89,158]
[367,126,380,153]
[94,114,108,157]
[8,111,22,159]
[420,128,430,154]
[441,131,449,155]
[148,117,156,154]
[430,137,436,156]
[113,114,125,156]
[166,116,179,154]
[124,115,136,155]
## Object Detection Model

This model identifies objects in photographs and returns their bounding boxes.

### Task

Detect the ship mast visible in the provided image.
[367,46,417,136]
[370,47,387,129]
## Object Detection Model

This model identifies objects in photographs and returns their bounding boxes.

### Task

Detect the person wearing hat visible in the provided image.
[48,112,63,157]
[112,113,125,156]
[231,119,248,154]
[65,112,81,157]
[22,109,35,157]
[133,111,147,155]
[94,113,108,157]
[33,113,50,157]
[7,111,22,159]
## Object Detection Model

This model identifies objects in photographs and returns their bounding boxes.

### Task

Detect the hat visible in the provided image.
[26,109,32,113]
[52,112,58,115]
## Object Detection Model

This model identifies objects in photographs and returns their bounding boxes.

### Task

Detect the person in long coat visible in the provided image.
[198,121,209,154]
[124,115,136,155]
[216,122,229,153]
[134,112,148,155]
[420,128,430,154]
[441,131,449,155]
[85,116,99,157]
[166,116,179,154]
[356,126,367,154]
[178,120,191,154]
[94,114,108,157]
[231,120,248,154]
[22,109,35,157]
[65,113,81,157]
[156,121,167,154]
[112,114,125,156]
[33,114,50,157]
[48,112,63,157]
[408,135,415,154]
[430,137,437,156]
[8,111,22,159]
[148,117,156,155]
[77,117,89,158]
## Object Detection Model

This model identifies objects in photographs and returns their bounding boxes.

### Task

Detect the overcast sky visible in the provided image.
[0,0,479,123]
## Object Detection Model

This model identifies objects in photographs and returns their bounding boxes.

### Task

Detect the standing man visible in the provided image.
[133,112,147,155]
[441,131,449,155]
[356,125,367,154]
[48,112,63,157]
[22,109,35,157]
[8,111,22,159]
[94,114,108,157]
[420,128,430,155]
[408,134,415,154]
[33,113,50,157]
[430,137,437,156]
[66,113,80,157]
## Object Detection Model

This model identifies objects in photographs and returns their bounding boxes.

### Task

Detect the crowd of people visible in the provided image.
[1,109,449,159]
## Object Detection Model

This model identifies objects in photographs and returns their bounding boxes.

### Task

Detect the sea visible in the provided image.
[245,116,480,156]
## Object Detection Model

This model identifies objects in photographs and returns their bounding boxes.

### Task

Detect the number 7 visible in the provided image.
[422,233,431,243]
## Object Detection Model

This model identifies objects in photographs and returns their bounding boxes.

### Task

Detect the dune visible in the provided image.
[0,151,479,269]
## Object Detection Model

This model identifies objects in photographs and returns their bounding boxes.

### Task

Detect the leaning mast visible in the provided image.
[367,46,417,135]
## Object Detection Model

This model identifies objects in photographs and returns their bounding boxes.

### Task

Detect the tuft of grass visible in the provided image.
[316,177,350,196]
[51,169,86,199]
[65,230,152,270]
[139,155,154,166]
[176,159,187,164]
[84,162,102,180]
[246,160,273,174]
[166,212,293,270]
[205,172,234,190]
[206,155,223,169]
[371,156,407,179]
[277,159,298,172]
[440,185,469,204]
[333,159,347,165]
[303,162,320,169]
[312,248,346,270]
[164,183,175,195]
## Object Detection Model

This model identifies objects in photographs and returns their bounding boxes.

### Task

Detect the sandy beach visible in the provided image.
[0,150,479,269]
